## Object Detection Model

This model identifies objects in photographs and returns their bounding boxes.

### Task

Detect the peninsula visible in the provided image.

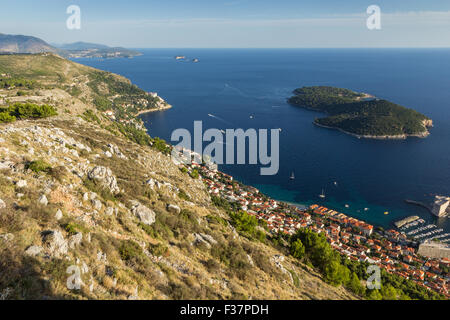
[0,34,141,59]
[288,86,433,139]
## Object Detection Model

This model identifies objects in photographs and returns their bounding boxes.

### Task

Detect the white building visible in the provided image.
[432,195,450,217]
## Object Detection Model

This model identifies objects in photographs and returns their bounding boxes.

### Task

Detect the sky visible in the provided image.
[1,0,450,48]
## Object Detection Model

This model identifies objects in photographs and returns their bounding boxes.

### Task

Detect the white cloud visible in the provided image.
[1,10,449,47]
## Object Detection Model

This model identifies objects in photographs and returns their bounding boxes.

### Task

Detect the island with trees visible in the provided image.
[288,86,433,139]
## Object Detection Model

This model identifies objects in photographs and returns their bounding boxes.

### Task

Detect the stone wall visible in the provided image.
[418,242,450,259]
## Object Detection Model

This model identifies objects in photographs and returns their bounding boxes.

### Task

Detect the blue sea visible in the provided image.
[73,48,450,233]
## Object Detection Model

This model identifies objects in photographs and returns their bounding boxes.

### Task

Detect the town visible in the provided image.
[180,153,449,298]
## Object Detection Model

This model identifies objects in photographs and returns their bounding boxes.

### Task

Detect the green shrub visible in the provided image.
[139,222,158,238]
[83,178,116,202]
[178,189,190,201]
[27,160,52,174]
[62,222,87,235]
[180,167,188,174]
[290,239,305,259]
[291,229,350,286]
[204,258,221,273]
[119,240,143,261]
[93,95,112,111]
[211,195,231,211]
[0,78,35,89]
[230,210,264,241]
[81,110,101,124]
[7,103,57,119]
[152,137,172,155]
[190,169,199,179]
[210,241,252,280]
[149,243,169,257]
[206,215,228,227]
[0,112,16,123]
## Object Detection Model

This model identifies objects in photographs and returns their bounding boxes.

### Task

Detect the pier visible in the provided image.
[404,199,433,213]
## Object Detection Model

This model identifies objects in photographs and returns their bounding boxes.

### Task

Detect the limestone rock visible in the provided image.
[167,204,181,214]
[192,233,217,248]
[38,195,48,206]
[69,232,83,249]
[92,199,102,211]
[16,180,27,188]
[87,166,120,194]
[130,201,156,226]
[104,151,113,158]
[55,209,63,220]
[25,245,43,257]
[0,233,14,242]
[107,143,127,159]
[42,230,68,257]
[145,178,155,189]
[0,161,14,170]
[105,207,117,216]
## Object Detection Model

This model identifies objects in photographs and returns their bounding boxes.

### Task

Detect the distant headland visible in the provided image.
[288,86,433,139]
[0,34,141,59]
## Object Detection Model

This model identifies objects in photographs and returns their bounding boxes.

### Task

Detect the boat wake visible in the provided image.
[208,113,232,125]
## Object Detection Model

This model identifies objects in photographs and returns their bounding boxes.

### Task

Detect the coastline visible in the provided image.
[313,121,431,140]
[136,103,172,116]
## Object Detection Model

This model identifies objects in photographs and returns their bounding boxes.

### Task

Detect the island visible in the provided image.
[288,86,433,139]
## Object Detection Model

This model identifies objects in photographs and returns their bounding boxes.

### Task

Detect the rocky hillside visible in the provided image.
[0,54,356,300]
[0,34,60,54]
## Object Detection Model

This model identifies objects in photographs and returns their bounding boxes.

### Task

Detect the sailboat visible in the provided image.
[290,172,295,180]
[319,189,326,199]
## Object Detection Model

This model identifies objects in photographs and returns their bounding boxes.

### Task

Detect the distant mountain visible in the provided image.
[54,41,142,58]
[55,41,110,51]
[0,33,60,54]
[0,33,141,59]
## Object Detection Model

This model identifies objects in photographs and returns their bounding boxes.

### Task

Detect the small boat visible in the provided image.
[290,172,295,180]
[319,189,326,199]
[345,204,350,208]
[250,115,254,119]
[334,181,338,186]
[364,208,369,211]
[384,211,389,215]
